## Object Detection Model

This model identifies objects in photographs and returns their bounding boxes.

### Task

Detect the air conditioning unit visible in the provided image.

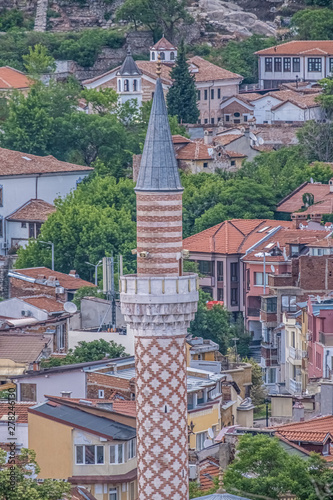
[55,287,65,294]
[1,242,8,250]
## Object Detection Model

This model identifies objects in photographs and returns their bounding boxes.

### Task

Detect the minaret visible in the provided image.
[120,64,198,500]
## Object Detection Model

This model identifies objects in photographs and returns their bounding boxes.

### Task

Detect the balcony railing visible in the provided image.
[289,346,301,360]
[289,378,302,394]
[247,307,260,317]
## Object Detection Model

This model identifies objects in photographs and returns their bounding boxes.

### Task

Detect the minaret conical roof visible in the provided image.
[117,48,142,76]
[135,78,183,192]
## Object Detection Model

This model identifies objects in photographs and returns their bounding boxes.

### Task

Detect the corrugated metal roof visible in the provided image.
[30,401,136,440]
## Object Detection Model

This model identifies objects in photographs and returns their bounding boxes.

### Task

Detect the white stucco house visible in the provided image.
[0,147,93,254]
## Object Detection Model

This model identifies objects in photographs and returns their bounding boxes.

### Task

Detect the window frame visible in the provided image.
[128,438,136,460]
[211,89,214,100]
[204,89,208,100]
[110,443,124,464]
[308,58,322,72]
[109,488,118,500]
[265,57,272,72]
[217,88,221,99]
[75,444,104,465]
[281,295,297,313]
[196,431,207,451]
[293,57,300,73]
[274,57,282,72]
[197,90,201,101]
[283,57,291,72]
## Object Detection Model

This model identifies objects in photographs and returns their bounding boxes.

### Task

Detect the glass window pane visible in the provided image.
[118,444,123,463]
[76,446,83,464]
[96,446,104,464]
[85,445,95,464]
[110,445,116,464]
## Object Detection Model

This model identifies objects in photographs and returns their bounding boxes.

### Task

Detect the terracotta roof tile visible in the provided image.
[0,147,93,176]
[6,199,56,222]
[256,40,333,56]
[13,267,95,290]
[277,182,332,213]
[188,56,242,82]
[199,457,220,490]
[176,141,212,161]
[172,135,192,144]
[214,134,243,146]
[23,296,64,313]
[136,61,172,84]
[151,37,176,51]
[113,400,136,417]
[0,401,34,423]
[0,333,52,364]
[273,416,333,444]
[0,66,31,90]
[183,219,292,255]
[226,150,247,158]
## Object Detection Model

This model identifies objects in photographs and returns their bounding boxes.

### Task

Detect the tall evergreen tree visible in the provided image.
[167,40,199,124]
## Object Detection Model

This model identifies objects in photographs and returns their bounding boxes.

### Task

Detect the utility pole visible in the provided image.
[40,241,54,271]
[85,260,102,286]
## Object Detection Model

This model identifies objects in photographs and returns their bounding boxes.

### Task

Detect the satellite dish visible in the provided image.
[271,265,275,273]
[64,302,78,314]
[249,132,257,142]
[203,439,213,448]
[207,427,214,439]
[258,137,264,145]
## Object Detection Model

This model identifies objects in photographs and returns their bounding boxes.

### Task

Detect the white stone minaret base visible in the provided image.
[120,274,198,500]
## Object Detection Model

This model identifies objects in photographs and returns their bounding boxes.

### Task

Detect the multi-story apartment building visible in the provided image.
[307,296,333,381]
[256,40,333,89]
[283,311,308,395]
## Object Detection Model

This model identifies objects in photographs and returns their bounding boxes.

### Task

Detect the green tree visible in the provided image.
[224,434,333,500]
[0,448,70,499]
[15,175,137,278]
[22,44,56,78]
[189,476,219,498]
[41,339,127,368]
[245,358,266,405]
[291,8,333,39]
[167,40,199,124]
[317,76,333,117]
[297,121,333,162]
[72,286,106,310]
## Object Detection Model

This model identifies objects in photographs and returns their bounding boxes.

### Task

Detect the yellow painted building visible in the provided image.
[28,398,137,500]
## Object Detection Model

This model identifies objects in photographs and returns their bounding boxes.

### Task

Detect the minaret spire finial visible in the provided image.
[156,54,161,78]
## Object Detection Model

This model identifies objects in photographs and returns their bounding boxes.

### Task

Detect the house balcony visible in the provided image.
[268,273,294,288]
[199,276,215,288]
[289,378,302,394]
[289,346,302,363]
[248,307,260,318]
[261,344,278,367]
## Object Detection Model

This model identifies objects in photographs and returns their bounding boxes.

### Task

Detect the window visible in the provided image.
[330,58,333,72]
[244,115,248,122]
[130,482,135,500]
[217,261,223,281]
[293,57,300,72]
[274,58,282,72]
[230,263,238,282]
[133,79,137,91]
[204,118,208,124]
[308,58,322,72]
[316,351,322,369]
[124,79,129,92]
[268,368,276,384]
[231,287,238,306]
[109,488,118,500]
[198,260,213,276]
[218,88,221,99]
[291,330,295,348]
[198,119,201,124]
[128,438,136,459]
[0,186,3,207]
[29,223,34,239]
[197,90,201,100]
[262,297,277,313]
[323,442,330,456]
[234,112,240,117]
[21,222,26,228]
[118,80,121,91]
[110,443,124,464]
[98,389,104,399]
[0,217,3,238]
[170,52,175,61]
[211,89,214,100]
[225,115,230,122]
[151,52,155,60]
[265,57,272,72]
[217,288,224,301]
[211,118,214,124]
[20,383,36,402]
[56,324,65,350]
[204,89,208,100]
[231,160,236,166]
[281,295,297,313]
[283,57,291,72]
[254,272,268,286]
[290,245,299,257]
[75,445,104,465]
[203,162,208,168]
[160,52,165,60]
[196,431,207,451]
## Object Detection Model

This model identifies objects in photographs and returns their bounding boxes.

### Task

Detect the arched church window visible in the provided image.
[133,79,137,91]
[170,52,175,61]
[124,79,129,92]
[160,52,165,60]
[152,52,155,60]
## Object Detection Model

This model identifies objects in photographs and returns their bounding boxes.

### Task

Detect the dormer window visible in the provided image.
[290,245,299,257]
[124,79,129,92]
[160,52,165,60]
[170,52,175,60]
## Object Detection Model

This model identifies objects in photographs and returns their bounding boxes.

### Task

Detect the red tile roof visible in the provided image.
[0,333,52,364]
[183,219,292,255]
[172,135,192,144]
[214,134,243,146]
[0,401,34,423]
[277,182,332,213]
[23,296,64,313]
[199,457,219,490]
[176,141,212,161]
[151,37,176,51]
[113,400,136,417]
[6,199,56,222]
[189,56,242,82]
[256,40,333,56]
[13,267,95,290]
[0,147,93,176]
[273,416,333,445]
[0,66,31,90]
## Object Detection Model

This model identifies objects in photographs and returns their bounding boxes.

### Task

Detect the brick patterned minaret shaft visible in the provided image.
[120,78,198,500]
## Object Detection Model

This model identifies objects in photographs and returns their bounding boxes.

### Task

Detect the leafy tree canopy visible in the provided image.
[41,339,127,368]
[291,8,333,39]
[297,121,333,163]
[0,448,70,500]
[224,434,333,500]
[316,76,333,117]
[23,44,56,78]
[167,40,199,124]
[72,286,106,310]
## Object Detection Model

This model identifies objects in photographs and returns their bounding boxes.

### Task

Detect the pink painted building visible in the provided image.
[307,297,333,380]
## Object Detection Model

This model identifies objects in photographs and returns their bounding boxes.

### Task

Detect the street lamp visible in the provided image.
[40,241,54,271]
[254,252,271,294]
[85,260,102,286]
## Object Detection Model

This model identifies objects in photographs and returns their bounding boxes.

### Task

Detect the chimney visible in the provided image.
[69,270,78,278]
[204,129,213,145]
[32,361,40,371]
[309,213,322,224]
[291,213,307,229]
[60,391,72,398]
[293,400,304,422]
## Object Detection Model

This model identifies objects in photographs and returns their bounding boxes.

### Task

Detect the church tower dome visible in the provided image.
[116,48,143,106]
